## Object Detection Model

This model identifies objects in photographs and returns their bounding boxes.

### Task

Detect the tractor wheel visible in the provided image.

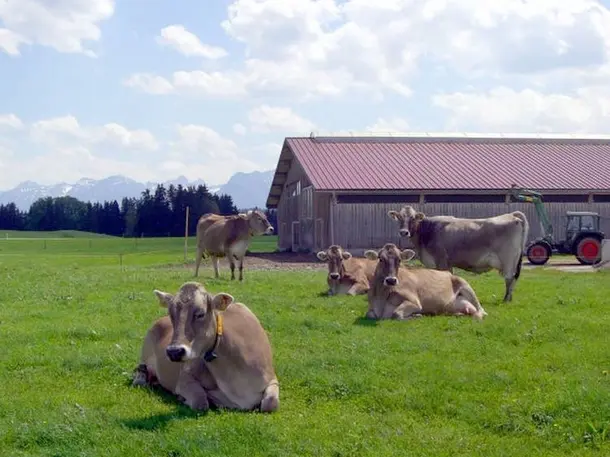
[575,237,602,265]
[527,242,551,265]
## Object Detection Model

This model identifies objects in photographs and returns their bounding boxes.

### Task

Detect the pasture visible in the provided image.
[0,233,609,456]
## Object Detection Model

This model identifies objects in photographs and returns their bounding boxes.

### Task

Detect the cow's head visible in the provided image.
[388,206,425,238]
[316,245,352,281]
[153,282,234,363]
[364,243,415,287]
[247,209,274,235]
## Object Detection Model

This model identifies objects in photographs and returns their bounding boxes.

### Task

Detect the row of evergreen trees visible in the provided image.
[0,183,275,237]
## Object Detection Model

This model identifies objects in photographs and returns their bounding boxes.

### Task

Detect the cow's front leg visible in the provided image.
[229,255,236,281]
[391,300,423,320]
[347,282,367,296]
[436,255,452,272]
[238,255,244,281]
[365,298,384,319]
[212,256,220,279]
[175,370,210,411]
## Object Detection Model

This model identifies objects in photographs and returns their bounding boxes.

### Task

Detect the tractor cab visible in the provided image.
[565,211,601,243]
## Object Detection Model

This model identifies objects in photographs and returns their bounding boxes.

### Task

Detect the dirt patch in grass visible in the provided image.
[158,251,327,272]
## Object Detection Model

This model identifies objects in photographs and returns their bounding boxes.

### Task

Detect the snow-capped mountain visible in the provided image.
[0,170,275,211]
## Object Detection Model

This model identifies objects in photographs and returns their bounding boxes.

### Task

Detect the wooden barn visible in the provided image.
[265,133,610,254]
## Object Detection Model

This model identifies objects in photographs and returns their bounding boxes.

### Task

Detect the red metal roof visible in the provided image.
[285,136,610,191]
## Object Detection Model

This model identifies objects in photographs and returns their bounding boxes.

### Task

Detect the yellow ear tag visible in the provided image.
[216,314,224,336]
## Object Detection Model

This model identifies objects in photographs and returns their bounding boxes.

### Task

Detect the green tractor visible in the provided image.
[509,185,605,265]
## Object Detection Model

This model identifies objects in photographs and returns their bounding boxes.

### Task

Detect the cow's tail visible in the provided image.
[511,211,529,280]
[260,379,280,413]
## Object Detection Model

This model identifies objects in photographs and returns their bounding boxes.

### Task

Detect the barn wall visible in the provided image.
[314,192,331,251]
[275,160,315,251]
[331,202,610,252]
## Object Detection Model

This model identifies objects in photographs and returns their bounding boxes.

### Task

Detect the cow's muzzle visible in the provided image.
[384,276,398,286]
[265,226,274,234]
[329,272,340,280]
[399,229,410,237]
[166,345,189,362]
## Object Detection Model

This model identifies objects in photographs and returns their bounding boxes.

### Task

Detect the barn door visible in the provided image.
[291,221,300,252]
[315,218,324,250]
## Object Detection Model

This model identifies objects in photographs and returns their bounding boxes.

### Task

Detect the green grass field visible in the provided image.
[0,233,609,456]
[1,230,117,239]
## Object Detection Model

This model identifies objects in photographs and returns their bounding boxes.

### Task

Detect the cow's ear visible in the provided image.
[341,251,352,260]
[211,293,234,312]
[316,251,328,261]
[246,210,253,217]
[154,289,173,308]
[364,250,379,260]
[388,210,400,221]
[414,212,425,220]
[400,249,416,262]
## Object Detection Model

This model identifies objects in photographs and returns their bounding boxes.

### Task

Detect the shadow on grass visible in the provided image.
[121,376,256,431]
[353,316,378,327]
[121,376,212,431]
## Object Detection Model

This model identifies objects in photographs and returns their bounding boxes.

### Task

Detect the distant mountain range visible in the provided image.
[0,170,275,211]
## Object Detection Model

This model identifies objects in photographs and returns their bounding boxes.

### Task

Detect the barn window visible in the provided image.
[593,194,610,203]
[423,194,506,203]
[336,194,420,204]
[541,194,589,203]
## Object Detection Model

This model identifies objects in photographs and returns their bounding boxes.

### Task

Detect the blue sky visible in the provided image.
[1,0,610,190]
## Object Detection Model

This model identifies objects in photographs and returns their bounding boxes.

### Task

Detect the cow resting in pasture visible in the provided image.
[132,281,280,413]
[364,243,487,321]
[316,245,378,296]
[388,206,529,302]
[195,210,274,280]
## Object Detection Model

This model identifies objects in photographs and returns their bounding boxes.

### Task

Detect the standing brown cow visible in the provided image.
[388,205,529,302]
[194,210,273,280]
[316,245,377,296]
[364,243,487,321]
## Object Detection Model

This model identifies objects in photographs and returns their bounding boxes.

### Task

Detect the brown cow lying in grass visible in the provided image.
[364,243,487,321]
[316,245,377,296]
[132,281,280,413]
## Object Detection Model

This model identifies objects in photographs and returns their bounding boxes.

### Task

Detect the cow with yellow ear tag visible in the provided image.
[132,281,280,413]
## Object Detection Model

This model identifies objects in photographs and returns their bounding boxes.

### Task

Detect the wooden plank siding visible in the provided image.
[331,202,610,251]
[275,159,311,251]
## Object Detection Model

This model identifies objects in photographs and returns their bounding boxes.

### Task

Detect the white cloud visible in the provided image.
[123,74,174,95]
[157,24,227,59]
[172,70,247,97]
[0,117,270,190]
[0,113,24,129]
[127,1,610,101]
[366,117,410,133]
[172,124,239,159]
[247,105,316,133]
[0,28,24,55]
[433,86,610,133]
[233,123,247,135]
[123,71,247,98]
[99,123,159,151]
[164,124,263,185]
[0,0,114,57]
[249,142,282,169]
[29,115,159,151]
